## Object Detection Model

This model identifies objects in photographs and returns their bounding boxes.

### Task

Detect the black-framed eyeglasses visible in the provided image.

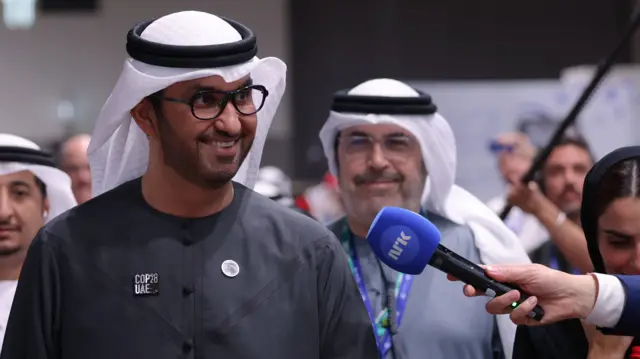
[152,85,269,120]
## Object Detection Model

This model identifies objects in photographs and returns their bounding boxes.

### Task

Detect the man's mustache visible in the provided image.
[561,185,580,196]
[0,219,18,231]
[197,129,240,142]
[354,171,403,185]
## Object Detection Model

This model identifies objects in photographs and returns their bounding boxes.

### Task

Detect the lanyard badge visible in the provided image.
[340,221,414,357]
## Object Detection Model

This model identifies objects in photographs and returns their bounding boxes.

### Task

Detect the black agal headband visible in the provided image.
[0,146,56,167]
[126,17,257,69]
[331,87,437,115]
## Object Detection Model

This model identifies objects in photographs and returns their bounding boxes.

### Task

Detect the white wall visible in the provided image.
[0,0,291,144]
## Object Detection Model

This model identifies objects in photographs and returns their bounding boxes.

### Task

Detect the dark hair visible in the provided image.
[34,175,47,200]
[593,157,640,219]
[536,135,595,194]
[548,135,595,164]
[146,89,164,117]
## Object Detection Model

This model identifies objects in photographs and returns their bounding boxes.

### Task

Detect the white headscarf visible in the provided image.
[319,78,530,359]
[88,11,287,196]
[0,134,77,222]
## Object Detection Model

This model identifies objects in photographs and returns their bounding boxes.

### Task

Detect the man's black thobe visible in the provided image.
[0,178,377,358]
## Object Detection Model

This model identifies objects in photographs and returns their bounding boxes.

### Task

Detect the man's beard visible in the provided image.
[558,185,582,219]
[0,246,21,257]
[0,228,23,257]
[343,188,415,229]
[343,167,422,219]
[156,116,252,189]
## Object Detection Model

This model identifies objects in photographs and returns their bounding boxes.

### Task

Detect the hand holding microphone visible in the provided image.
[449,264,598,326]
[366,206,546,322]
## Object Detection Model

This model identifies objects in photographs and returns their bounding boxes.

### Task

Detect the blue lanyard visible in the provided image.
[340,221,414,358]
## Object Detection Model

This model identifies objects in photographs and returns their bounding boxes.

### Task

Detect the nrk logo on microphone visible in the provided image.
[380,226,419,264]
[367,206,441,275]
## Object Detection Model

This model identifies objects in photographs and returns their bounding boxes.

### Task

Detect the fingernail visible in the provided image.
[526,296,537,305]
[485,266,498,273]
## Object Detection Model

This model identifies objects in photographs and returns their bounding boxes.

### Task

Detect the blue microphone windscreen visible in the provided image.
[366,207,441,275]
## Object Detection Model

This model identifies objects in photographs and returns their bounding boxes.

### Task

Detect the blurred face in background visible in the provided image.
[542,144,592,217]
[336,124,425,229]
[60,135,92,204]
[0,171,49,257]
[491,132,535,184]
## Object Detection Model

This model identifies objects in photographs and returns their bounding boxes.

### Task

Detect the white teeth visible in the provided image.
[215,141,235,148]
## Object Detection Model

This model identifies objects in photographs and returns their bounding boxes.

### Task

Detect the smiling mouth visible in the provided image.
[200,139,239,147]
[198,139,241,158]
[361,180,399,186]
[213,140,237,148]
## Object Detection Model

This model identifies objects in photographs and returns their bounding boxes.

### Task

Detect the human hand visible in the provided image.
[506,179,546,215]
[447,263,597,326]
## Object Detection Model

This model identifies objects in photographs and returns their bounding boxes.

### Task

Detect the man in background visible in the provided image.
[486,132,548,256]
[507,136,595,273]
[319,78,531,359]
[0,133,76,349]
[59,134,92,204]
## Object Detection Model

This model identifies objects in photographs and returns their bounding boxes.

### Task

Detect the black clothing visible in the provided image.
[0,178,377,359]
[529,241,577,274]
[513,320,588,359]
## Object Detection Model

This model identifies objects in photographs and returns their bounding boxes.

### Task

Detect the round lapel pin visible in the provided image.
[221,260,240,278]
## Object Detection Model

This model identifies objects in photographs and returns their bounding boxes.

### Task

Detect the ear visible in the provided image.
[130,99,159,138]
[42,197,50,218]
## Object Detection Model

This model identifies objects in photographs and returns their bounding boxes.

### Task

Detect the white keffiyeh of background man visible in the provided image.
[320,78,531,359]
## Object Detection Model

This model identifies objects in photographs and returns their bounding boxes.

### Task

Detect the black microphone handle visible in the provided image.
[428,244,545,321]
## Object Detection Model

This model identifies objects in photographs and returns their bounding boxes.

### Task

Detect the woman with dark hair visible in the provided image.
[513,146,640,359]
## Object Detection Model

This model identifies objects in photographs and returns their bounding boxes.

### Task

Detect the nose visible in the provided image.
[0,188,13,222]
[214,102,242,136]
[367,143,390,170]
[564,169,584,189]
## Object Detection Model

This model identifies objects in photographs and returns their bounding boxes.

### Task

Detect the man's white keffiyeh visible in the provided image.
[319,78,531,359]
[0,134,77,222]
[87,11,287,196]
